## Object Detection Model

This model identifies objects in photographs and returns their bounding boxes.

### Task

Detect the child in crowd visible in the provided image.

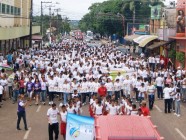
[174,88,181,117]
[60,105,67,140]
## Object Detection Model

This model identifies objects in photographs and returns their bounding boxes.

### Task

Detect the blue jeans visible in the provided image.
[175,100,181,114]
[148,94,154,109]
[63,93,68,105]
[13,90,19,102]
[157,86,163,99]
[107,91,113,96]
[40,90,46,102]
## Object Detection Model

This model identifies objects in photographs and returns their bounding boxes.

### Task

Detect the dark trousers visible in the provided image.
[157,86,163,99]
[170,98,175,111]
[164,99,171,113]
[17,111,28,129]
[134,88,139,101]
[148,94,155,110]
[49,92,54,101]
[19,87,25,94]
[115,91,120,100]
[82,93,90,103]
[0,94,2,103]
[8,86,13,98]
[48,123,59,140]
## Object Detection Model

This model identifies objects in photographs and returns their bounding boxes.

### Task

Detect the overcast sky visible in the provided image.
[33,0,174,20]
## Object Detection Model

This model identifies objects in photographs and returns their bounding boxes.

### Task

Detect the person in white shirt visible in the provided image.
[47,103,60,140]
[138,83,146,103]
[114,79,121,100]
[163,84,172,113]
[174,88,181,117]
[0,83,4,108]
[48,75,57,105]
[146,82,156,110]
[108,100,117,115]
[105,78,114,96]
[94,99,103,115]
[155,74,164,99]
[40,76,47,105]
[60,105,67,139]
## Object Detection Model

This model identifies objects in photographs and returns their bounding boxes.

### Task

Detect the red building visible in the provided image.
[170,0,186,69]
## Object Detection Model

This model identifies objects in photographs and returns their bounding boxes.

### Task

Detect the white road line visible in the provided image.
[175,128,186,140]
[36,105,41,112]
[23,127,31,140]
[154,105,163,112]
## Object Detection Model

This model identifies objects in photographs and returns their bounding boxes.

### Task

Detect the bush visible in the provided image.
[176,51,185,68]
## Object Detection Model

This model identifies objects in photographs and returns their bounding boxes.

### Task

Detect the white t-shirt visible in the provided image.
[108,105,117,115]
[0,85,4,95]
[163,87,171,99]
[156,77,163,87]
[60,111,67,123]
[47,108,59,124]
[95,105,103,115]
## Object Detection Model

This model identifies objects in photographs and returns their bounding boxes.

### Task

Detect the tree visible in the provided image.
[79,0,164,37]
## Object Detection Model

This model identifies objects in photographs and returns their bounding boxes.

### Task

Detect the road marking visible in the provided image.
[23,127,31,140]
[154,105,163,112]
[36,105,41,112]
[175,128,186,140]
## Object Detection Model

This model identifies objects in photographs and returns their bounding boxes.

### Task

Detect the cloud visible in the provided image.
[33,0,106,20]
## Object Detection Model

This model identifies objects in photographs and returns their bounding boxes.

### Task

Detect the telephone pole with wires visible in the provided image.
[29,0,33,48]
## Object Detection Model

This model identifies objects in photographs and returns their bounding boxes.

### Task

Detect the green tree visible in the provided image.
[79,0,164,37]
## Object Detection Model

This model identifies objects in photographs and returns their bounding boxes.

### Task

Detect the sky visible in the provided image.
[33,0,174,20]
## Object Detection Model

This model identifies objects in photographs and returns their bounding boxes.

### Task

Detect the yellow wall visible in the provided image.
[0,0,30,27]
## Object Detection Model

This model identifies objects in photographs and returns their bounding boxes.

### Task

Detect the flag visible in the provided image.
[66,113,95,140]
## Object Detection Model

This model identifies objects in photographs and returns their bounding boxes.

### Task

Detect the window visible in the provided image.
[14,7,17,15]
[11,6,14,15]
[6,5,10,14]
[2,4,6,14]
[0,3,1,13]
[18,8,20,15]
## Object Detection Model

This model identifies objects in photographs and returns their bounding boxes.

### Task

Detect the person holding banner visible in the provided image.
[47,103,60,140]
[60,105,67,140]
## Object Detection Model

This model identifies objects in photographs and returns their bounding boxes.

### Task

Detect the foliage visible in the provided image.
[176,51,185,68]
[79,0,164,37]
[168,49,176,60]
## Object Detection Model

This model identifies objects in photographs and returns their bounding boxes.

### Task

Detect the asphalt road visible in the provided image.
[0,98,186,140]
[1,39,186,140]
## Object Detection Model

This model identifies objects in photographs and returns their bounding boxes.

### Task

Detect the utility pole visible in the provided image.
[54,8,61,34]
[29,0,33,48]
[49,7,52,44]
[41,1,52,36]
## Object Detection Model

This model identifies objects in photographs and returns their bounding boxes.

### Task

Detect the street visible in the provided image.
[0,98,186,140]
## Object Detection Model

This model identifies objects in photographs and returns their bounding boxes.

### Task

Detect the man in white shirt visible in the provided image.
[155,74,164,99]
[47,103,60,140]
[0,83,4,108]
[163,84,172,113]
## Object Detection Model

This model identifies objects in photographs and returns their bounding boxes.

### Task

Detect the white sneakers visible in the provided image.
[48,101,53,105]
[174,113,181,117]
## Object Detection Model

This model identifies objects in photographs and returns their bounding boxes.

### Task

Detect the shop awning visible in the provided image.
[169,36,186,40]
[133,35,158,47]
[32,35,42,41]
[124,34,141,42]
[147,41,167,50]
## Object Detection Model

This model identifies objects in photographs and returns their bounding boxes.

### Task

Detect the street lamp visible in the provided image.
[117,13,125,37]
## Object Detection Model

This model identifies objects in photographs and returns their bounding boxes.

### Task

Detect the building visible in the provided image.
[0,0,40,56]
[169,0,186,69]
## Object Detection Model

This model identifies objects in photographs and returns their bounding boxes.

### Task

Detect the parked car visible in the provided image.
[94,33,101,40]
